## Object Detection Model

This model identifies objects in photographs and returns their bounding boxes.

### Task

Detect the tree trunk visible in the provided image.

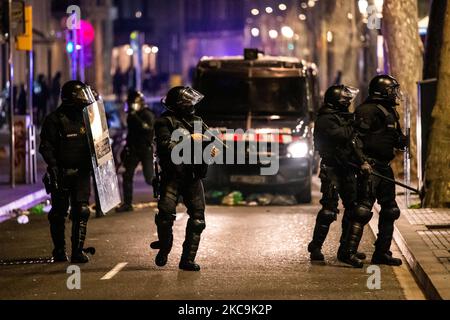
[423,0,448,80]
[423,4,450,208]
[382,0,423,181]
[326,0,360,87]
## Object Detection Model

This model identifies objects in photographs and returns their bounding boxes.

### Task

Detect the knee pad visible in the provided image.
[380,204,400,222]
[71,204,91,222]
[79,205,91,222]
[317,209,337,225]
[352,205,373,225]
[187,218,206,234]
[155,213,175,228]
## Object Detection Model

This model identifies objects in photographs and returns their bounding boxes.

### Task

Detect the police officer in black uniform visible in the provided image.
[39,80,96,263]
[116,90,155,212]
[308,85,366,263]
[150,86,217,271]
[341,75,407,267]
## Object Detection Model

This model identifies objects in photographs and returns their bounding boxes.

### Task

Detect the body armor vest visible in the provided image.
[57,112,91,169]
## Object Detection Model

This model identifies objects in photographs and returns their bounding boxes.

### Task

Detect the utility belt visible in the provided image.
[43,167,90,194]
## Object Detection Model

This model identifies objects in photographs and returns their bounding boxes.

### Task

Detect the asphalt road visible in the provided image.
[0,178,425,300]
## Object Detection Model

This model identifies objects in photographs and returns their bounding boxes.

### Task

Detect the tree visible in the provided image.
[423,0,448,80]
[382,0,424,180]
[423,3,450,208]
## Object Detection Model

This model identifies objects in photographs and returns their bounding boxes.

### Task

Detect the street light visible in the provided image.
[301,2,308,9]
[143,45,152,54]
[265,7,273,14]
[374,0,384,12]
[327,31,333,43]
[358,0,369,15]
[151,46,159,54]
[268,29,278,39]
[374,0,384,18]
[251,27,260,37]
[278,4,287,11]
[251,8,259,16]
[307,0,315,8]
[126,47,134,56]
[299,14,307,21]
[281,26,294,39]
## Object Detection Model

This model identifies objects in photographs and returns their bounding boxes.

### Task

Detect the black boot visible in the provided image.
[338,222,365,268]
[371,252,402,266]
[308,211,334,261]
[71,219,89,264]
[152,215,174,267]
[154,235,173,267]
[179,219,204,272]
[372,219,401,266]
[52,248,68,262]
[337,246,366,261]
[49,216,68,262]
[340,210,366,260]
[115,203,134,213]
[308,243,324,261]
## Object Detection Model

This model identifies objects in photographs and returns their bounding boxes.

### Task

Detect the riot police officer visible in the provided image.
[150,86,217,271]
[39,80,96,263]
[308,85,366,263]
[341,75,407,267]
[116,90,155,212]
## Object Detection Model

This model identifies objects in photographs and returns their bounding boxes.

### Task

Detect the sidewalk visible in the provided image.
[370,192,450,300]
[0,155,48,221]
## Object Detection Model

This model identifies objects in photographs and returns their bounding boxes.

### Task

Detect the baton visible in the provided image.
[348,162,420,194]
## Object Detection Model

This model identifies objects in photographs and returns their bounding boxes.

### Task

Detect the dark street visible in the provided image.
[0,179,424,300]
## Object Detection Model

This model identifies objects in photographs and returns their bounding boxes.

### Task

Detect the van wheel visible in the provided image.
[295,179,312,204]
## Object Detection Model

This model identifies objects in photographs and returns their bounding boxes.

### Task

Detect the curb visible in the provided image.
[0,189,49,220]
[369,207,448,300]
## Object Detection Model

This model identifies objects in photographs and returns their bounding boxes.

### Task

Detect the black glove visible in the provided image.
[48,167,60,191]
[361,161,373,177]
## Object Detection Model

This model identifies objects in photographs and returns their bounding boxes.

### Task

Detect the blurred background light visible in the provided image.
[281,26,294,39]
[268,29,278,39]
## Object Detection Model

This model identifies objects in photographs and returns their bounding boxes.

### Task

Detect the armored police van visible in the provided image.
[193,49,319,203]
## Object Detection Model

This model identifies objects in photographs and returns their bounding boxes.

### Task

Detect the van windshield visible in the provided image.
[195,73,308,117]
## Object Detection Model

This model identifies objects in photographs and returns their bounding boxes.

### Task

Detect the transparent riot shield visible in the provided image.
[83,100,121,213]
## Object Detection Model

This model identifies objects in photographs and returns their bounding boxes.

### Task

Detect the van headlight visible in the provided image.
[287,140,309,158]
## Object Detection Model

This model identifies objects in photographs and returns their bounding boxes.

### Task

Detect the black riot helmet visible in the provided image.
[126,90,146,112]
[61,80,97,110]
[324,85,359,110]
[162,86,204,116]
[369,75,402,105]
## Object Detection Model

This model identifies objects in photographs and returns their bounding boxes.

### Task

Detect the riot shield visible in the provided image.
[83,100,121,213]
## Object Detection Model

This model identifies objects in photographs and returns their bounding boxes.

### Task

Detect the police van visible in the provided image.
[193,49,320,203]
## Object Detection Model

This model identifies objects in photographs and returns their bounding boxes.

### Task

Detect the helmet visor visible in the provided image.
[178,87,205,106]
[342,86,360,103]
[77,86,97,107]
[338,86,359,107]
